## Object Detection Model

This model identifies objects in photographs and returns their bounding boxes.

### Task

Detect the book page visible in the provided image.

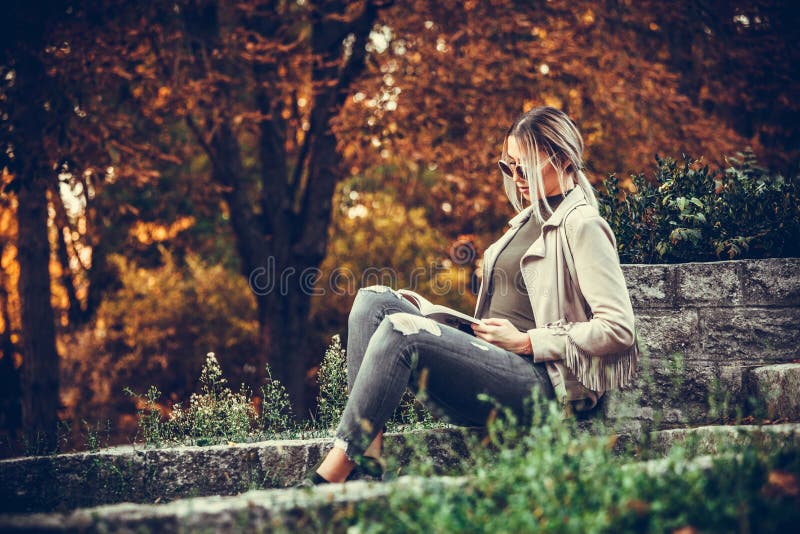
[396,289,481,326]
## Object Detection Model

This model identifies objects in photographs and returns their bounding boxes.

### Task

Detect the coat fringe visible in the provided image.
[563,331,640,391]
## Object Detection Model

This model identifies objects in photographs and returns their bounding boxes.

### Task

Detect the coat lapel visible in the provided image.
[521,236,547,261]
[520,186,587,264]
[475,186,589,316]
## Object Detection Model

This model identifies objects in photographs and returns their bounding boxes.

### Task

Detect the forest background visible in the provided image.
[0,0,797,455]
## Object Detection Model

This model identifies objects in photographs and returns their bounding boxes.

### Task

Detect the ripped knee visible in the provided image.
[359,284,402,299]
[387,313,442,336]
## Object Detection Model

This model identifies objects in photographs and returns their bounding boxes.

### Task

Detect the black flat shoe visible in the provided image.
[293,471,330,489]
[346,455,384,482]
[294,455,385,488]
[293,456,331,488]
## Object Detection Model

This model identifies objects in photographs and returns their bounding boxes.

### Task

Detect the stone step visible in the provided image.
[3,424,798,533]
[746,363,800,421]
[0,427,470,515]
[3,422,797,531]
[4,356,798,516]
[1,451,769,534]
[601,359,800,429]
[0,476,466,533]
[5,366,798,516]
[648,423,800,456]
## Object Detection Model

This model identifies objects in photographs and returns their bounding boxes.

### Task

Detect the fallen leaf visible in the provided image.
[626,499,650,516]
[764,470,800,497]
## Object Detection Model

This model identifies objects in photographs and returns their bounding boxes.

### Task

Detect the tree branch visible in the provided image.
[291,0,382,260]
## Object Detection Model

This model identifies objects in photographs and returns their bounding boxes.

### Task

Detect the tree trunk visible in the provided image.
[255,0,379,417]
[258,283,314,418]
[15,124,60,453]
[2,0,66,453]
[17,172,59,452]
[179,0,381,418]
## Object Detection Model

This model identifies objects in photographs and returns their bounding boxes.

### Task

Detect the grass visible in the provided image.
[121,336,439,449]
[6,337,799,531]
[335,397,800,533]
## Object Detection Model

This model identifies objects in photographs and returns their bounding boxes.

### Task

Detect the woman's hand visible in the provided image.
[472,317,532,355]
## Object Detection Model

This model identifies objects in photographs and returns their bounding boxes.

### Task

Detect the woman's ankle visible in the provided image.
[316,447,355,483]
[363,431,384,459]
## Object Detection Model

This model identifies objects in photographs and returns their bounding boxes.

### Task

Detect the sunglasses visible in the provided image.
[498,159,526,181]
[498,154,557,181]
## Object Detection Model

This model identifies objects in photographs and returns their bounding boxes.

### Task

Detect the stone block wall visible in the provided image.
[607,258,800,428]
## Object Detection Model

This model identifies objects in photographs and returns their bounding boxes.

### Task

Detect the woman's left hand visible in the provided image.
[472,317,532,354]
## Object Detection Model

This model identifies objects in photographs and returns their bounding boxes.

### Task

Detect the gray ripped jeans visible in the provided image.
[333,285,555,459]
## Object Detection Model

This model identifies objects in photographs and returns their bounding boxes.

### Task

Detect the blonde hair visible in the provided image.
[500,106,597,224]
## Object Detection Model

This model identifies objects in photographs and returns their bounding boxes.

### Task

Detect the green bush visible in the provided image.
[127,336,442,447]
[599,150,800,263]
[313,335,435,432]
[315,334,349,430]
[126,353,258,446]
[342,395,800,533]
[169,352,256,443]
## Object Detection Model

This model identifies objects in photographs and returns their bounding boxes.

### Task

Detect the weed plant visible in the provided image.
[14,334,799,530]
[124,385,172,447]
[315,334,349,430]
[122,337,438,449]
[259,363,293,434]
[338,394,800,533]
[125,353,258,447]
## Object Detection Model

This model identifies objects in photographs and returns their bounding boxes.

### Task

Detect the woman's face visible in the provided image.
[506,135,567,200]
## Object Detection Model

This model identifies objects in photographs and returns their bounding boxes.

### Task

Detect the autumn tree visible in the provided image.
[643,0,800,173]
[334,0,765,247]
[1,0,70,451]
[3,0,797,438]
[45,0,393,413]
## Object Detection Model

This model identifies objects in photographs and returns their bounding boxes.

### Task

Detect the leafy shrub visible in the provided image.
[125,335,437,447]
[168,352,256,443]
[126,353,257,446]
[259,364,293,434]
[341,394,800,533]
[599,150,800,263]
[315,334,349,430]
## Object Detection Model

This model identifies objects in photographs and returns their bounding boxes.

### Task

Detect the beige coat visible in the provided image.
[474,185,639,412]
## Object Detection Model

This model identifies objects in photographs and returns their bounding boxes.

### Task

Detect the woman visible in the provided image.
[300,106,639,486]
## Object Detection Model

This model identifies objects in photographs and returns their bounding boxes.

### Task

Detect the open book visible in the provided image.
[396,289,482,335]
